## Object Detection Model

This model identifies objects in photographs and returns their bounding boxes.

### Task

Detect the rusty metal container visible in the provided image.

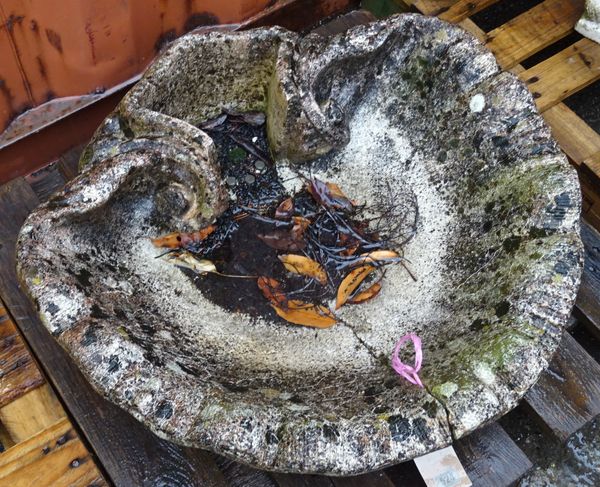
[0,0,272,139]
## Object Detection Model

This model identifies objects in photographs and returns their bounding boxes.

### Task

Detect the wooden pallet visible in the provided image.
[1,1,600,486]
[0,303,108,486]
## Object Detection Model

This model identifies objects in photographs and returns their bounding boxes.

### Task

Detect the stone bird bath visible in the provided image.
[16,14,582,475]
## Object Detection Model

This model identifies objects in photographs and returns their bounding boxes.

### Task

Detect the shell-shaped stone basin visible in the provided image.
[16,14,582,475]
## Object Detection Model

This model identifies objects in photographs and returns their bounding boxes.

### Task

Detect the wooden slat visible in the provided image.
[438,0,500,23]
[272,473,335,487]
[410,0,456,16]
[0,418,75,468]
[24,162,67,204]
[331,471,396,487]
[543,103,600,166]
[0,421,15,450]
[520,38,600,112]
[525,332,600,441]
[485,0,585,69]
[575,221,600,338]
[0,303,45,407]
[0,177,229,487]
[0,418,107,487]
[215,456,278,487]
[0,385,64,443]
[454,423,532,487]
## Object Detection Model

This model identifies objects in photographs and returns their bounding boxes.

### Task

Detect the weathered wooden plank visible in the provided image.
[331,471,396,487]
[272,473,335,487]
[454,422,532,487]
[0,418,107,487]
[384,460,427,487]
[520,38,600,112]
[485,0,585,69]
[410,0,456,16]
[0,421,15,450]
[0,385,64,443]
[0,418,74,469]
[24,162,67,203]
[543,103,600,166]
[0,178,228,487]
[575,221,600,338]
[215,456,278,487]
[57,144,85,181]
[0,303,45,408]
[438,0,500,23]
[525,332,600,441]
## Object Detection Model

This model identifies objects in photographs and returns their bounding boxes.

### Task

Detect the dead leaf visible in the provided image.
[152,225,216,249]
[271,300,336,328]
[336,266,375,309]
[307,178,353,212]
[278,254,327,285]
[341,242,360,256]
[291,216,311,240]
[326,182,351,202]
[348,282,382,304]
[166,252,217,274]
[354,250,399,266]
[257,276,286,305]
[275,197,294,219]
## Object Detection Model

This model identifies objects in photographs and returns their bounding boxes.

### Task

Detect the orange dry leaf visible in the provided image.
[325,182,350,201]
[354,250,399,266]
[348,282,382,304]
[278,255,327,285]
[336,266,375,309]
[151,225,216,248]
[271,300,336,328]
[257,276,286,305]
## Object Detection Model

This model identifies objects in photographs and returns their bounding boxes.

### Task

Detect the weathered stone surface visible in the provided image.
[17,14,582,474]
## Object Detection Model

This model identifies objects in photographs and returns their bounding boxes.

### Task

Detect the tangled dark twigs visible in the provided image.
[151,111,419,328]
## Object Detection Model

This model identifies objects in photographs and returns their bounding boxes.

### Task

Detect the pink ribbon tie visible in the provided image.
[391,333,423,387]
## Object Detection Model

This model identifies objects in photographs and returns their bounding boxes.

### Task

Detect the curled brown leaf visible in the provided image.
[353,250,400,266]
[307,178,353,212]
[336,266,375,309]
[348,282,382,304]
[278,254,327,285]
[275,197,294,219]
[257,276,286,305]
[271,300,336,328]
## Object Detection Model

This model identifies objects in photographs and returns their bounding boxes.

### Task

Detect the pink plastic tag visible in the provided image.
[391,333,423,387]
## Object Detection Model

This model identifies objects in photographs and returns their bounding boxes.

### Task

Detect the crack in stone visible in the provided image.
[423,382,457,442]
[340,318,457,441]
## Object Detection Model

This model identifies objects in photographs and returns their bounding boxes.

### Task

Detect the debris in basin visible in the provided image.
[151,111,418,328]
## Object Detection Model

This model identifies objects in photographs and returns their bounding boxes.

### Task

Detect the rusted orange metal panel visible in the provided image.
[0,0,272,133]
